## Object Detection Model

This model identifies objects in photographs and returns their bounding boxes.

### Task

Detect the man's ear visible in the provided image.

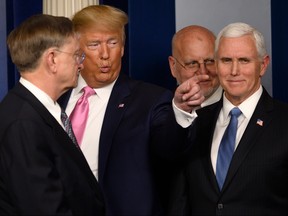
[46,48,57,73]
[168,56,177,78]
[260,55,270,77]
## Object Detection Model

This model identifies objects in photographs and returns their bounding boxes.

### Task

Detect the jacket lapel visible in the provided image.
[98,74,136,183]
[197,102,223,192]
[13,83,102,195]
[222,89,274,191]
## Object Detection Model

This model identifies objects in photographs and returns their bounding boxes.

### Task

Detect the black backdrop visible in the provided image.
[4,0,288,102]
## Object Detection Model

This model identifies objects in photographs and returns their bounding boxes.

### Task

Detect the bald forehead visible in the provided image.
[174,26,215,43]
[172,26,216,57]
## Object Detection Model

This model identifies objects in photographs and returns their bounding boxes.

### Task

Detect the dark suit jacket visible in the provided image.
[0,83,105,215]
[169,88,288,215]
[59,73,187,215]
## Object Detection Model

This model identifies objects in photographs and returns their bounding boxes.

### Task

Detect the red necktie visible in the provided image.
[69,86,95,145]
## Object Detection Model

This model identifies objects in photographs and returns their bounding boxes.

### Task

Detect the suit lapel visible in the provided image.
[13,83,102,196]
[53,120,103,197]
[222,89,274,191]
[197,102,223,192]
[98,74,135,183]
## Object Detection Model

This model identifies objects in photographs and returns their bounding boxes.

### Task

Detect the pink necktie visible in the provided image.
[69,86,95,145]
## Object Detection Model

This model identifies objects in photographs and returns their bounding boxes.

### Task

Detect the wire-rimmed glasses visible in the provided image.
[56,50,86,65]
[173,56,215,72]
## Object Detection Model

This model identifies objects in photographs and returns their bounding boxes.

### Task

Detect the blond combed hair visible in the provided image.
[72,5,128,43]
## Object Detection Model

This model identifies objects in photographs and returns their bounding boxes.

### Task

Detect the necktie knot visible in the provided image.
[230,107,241,118]
[77,86,95,103]
[82,86,95,99]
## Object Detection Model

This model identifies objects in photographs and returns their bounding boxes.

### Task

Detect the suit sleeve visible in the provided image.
[167,167,190,215]
[150,90,189,158]
[0,119,72,215]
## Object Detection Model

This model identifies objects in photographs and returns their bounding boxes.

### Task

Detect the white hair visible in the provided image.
[215,22,267,59]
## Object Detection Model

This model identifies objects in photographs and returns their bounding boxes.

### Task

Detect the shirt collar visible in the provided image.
[72,74,116,99]
[222,85,263,120]
[19,77,62,120]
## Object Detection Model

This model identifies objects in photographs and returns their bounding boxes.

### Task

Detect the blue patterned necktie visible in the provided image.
[216,107,242,190]
[61,109,79,148]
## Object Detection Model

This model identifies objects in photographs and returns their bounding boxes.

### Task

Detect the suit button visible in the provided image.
[217,203,223,210]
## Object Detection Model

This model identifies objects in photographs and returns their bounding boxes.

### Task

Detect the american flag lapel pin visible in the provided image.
[118,103,125,108]
[256,119,263,126]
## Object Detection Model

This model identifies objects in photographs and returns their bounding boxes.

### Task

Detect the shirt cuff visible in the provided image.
[172,99,198,128]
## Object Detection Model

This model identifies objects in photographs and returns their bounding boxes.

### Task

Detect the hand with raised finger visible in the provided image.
[174,74,209,113]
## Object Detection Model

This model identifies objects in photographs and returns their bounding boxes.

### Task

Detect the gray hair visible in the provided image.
[215,22,267,59]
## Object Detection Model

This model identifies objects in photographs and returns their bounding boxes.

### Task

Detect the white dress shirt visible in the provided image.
[19,78,63,127]
[210,86,263,173]
[65,75,116,180]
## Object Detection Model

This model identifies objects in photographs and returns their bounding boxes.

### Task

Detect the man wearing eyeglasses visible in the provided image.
[169,25,222,112]
[0,14,104,215]
[156,25,223,212]
[169,22,288,215]
[152,25,223,213]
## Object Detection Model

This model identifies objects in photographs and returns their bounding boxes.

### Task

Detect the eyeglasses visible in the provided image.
[173,56,215,72]
[56,50,86,65]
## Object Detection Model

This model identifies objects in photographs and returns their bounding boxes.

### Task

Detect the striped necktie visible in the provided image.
[216,107,242,190]
[61,109,79,148]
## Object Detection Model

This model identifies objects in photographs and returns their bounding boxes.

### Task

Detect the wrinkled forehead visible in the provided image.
[77,21,123,33]
[78,26,125,45]
[217,35,258,57]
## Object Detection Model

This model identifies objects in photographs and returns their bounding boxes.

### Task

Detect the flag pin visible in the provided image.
[256,119,263,126]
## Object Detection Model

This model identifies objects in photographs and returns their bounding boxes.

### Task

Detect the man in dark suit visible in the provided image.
[169,22,288,215]
[0,14,104,215]
[59,5,207,215]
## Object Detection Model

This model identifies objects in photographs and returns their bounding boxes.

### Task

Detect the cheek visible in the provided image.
[68,65,77,77]
[209,70,218,78]
[85,52,97,62]
[83,54,99,69]
[211,76,220,86]
[216,65,228,77]
[181,71,196,82]
[241,65,259,79]
[114,49,124,60]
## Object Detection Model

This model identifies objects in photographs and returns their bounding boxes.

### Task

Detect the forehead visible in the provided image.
[218,35,257,57]
[176,32,215,58]
[80,26,122,39]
